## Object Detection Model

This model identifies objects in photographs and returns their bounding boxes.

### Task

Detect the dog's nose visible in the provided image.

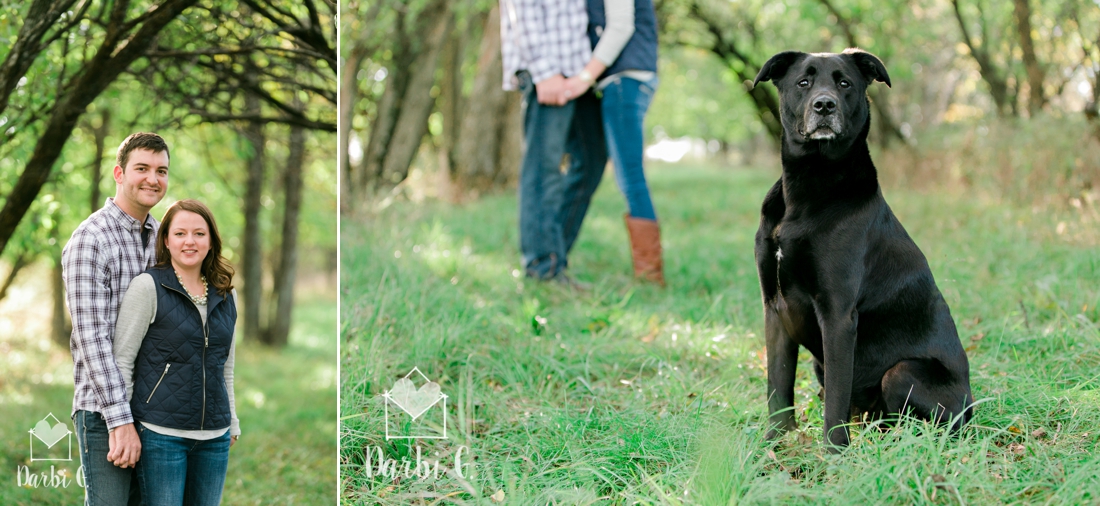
[812,96,837,115]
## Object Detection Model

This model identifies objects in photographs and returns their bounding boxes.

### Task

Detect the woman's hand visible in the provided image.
[230,435,238,448]
[562,76,592,101]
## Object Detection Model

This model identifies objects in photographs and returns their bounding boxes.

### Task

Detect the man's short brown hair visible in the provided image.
[116,132,170,171]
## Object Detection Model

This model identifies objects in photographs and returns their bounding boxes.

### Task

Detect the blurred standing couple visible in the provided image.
[62,132,240,506]
[500,0,665,288]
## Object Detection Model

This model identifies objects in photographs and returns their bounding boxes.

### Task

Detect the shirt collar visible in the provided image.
[104,198,158,232]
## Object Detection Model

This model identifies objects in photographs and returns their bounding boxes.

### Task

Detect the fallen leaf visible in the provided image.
[1032,428,1047,438]
[1008,426,1022,434]
[640,328,658,343]
[490,490,506,502]
[1008,442,1026,454]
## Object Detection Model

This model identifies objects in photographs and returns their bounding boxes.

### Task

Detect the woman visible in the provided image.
[565,0,664,285]
[114,199,239,505]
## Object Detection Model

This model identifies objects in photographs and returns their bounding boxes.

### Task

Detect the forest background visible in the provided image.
[343,0,1100,204]
[0,0,338,504]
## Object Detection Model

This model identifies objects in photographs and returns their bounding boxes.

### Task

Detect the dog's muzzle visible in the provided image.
[800,94,843,140]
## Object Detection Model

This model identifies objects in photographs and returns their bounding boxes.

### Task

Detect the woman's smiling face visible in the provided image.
[165,210,211,271]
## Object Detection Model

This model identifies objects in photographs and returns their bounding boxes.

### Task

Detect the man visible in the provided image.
[62,132,170,505]
[500,0,609,287]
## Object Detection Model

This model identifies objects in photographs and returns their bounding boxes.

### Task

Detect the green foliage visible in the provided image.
[0,0,336,276]
[647,47,763,143]
[341,163,1099,503]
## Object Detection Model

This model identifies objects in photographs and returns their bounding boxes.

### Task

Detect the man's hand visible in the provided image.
[107,423,141,468]
[535,75,568,106]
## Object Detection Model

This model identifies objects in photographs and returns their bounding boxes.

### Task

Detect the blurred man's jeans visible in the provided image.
[74,410,141,506]
[517,70,607,278]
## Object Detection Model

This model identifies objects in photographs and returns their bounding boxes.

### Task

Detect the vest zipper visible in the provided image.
[146,363,171,403]
[201,323,208,429]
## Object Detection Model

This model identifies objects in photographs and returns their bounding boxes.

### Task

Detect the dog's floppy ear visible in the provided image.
[843,48,891,87]
[753,51,805,88]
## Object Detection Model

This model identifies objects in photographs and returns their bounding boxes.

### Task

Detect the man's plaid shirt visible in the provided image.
[62,198,158,429]
[499,0,591,91]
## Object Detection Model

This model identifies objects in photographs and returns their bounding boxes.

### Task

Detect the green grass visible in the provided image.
[341,162,1100,504]
[0,291,336,505]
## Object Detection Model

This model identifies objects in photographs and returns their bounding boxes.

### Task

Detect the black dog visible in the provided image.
[751,49,973,450]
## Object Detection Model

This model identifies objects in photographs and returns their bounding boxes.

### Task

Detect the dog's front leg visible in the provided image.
[819,305,858,452]
[765,305,799,439]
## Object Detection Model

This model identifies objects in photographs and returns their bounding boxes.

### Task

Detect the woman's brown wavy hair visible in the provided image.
[155,199,235,296]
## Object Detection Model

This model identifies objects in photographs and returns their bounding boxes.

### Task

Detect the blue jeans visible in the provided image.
[518,71,608,278]
[136,425,231,506]
[74,410,141,506]
[601,75,659,220]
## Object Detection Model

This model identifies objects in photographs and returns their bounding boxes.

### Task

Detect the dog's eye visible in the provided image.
[797,79,809,88]
[839,79,851,89]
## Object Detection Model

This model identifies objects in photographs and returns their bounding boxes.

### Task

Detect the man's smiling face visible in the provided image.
[114,148,169,218]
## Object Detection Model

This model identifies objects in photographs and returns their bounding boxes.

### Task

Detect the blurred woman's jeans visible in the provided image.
[136,425,230,506]
[601,75,659,221]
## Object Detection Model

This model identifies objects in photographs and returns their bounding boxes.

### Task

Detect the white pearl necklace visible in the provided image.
[175,270,208,306]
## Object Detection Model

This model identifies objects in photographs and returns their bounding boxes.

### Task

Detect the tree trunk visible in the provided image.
[1012,0,1045,116]
[261,125,305,348]
[0,250,29,303]
[88,109,111,212]
[240,93,266,342]
[340,41,367,211]
[376,1,453,186]
[51,216,71,346]
[951,0,1013,116]
[438,31,460,195]
[453,5,512,190]
[495,91,524,186]
[361,9,411,189]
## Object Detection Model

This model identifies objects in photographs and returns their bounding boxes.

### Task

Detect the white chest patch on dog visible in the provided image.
[775,247,784,261]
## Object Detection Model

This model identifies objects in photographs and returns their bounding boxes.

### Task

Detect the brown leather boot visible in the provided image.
[624,214,665,286]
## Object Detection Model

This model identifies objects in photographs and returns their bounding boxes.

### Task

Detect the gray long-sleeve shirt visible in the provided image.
[591,0,633,67]
[113,273,240,439]
[592,0,656,89]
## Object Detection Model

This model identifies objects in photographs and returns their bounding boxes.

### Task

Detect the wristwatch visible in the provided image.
[577,69,594,86]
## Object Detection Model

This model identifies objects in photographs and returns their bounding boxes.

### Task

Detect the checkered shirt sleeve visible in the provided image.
[500,0,592,90]
[62,199,158,429]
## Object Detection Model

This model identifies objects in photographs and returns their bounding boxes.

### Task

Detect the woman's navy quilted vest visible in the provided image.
[130,266,236,430]
[586,0,659,78]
